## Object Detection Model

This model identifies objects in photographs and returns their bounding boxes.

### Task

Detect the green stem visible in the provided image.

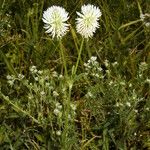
[86,39,91,58]
[61,85,72,149]
[0,50,17,76]
[73,38,84,75]
[1,93,39,124]
[59,40,68,76]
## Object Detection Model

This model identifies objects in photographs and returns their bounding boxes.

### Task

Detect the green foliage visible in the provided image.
[0,0,150,149]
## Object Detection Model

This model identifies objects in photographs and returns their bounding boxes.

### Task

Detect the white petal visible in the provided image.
[42,6,70,39]
[76,4,102,38]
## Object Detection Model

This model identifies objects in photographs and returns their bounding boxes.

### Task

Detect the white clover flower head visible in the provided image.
[76,4,102,38]
[42,6,70,39]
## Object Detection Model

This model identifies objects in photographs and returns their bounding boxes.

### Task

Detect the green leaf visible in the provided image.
[0,50,17,76]
[34,133,44,142]
[118,19,141,30]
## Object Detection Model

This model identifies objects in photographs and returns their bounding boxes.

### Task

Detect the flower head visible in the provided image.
[76,4,102,38]
[42,6,69,39]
